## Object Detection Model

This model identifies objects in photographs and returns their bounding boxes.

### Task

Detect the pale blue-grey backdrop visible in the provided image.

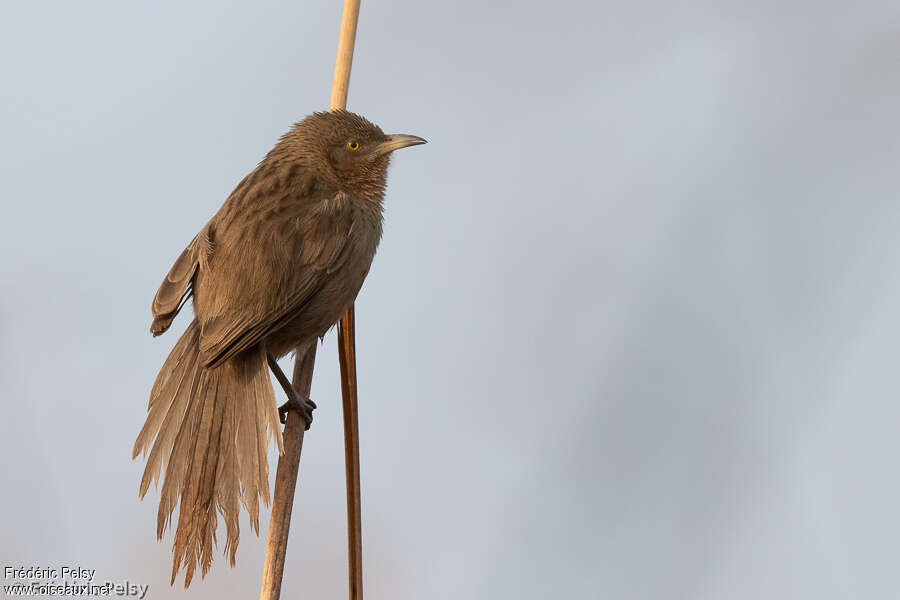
[2,1,899,598]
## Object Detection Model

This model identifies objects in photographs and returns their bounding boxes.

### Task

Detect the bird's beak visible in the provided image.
[373,134,427,156]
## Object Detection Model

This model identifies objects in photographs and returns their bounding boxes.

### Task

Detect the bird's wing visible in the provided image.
[150,228,211,336]
[196,194,355,368]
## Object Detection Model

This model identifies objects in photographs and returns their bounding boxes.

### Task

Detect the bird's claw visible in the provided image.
[278,395,316,429]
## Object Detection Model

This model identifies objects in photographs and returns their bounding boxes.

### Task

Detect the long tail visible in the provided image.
[132,319,284,586]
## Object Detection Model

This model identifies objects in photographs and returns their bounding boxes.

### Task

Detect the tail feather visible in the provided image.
[133,319,282,587]
[216,390,241,566]
[169,368,216,585]
[134,323,200,494]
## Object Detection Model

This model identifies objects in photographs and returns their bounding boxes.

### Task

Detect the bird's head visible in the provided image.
[280,110,426,197]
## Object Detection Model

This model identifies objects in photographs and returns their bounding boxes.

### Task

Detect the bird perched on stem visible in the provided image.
[132,110,425,586]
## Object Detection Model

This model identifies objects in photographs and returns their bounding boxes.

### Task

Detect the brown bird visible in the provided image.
[132,110,425,586]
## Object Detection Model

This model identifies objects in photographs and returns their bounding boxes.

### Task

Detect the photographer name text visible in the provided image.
[5,566,96,583]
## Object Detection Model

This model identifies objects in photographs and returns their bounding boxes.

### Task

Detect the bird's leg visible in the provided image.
[267,354,317,429]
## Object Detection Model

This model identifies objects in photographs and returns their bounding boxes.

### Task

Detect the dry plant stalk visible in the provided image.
[260,1,364,599]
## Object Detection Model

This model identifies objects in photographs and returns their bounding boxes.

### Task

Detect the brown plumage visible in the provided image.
[132,110,425,586]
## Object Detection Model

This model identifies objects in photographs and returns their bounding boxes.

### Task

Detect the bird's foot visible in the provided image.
[278,394,317,429]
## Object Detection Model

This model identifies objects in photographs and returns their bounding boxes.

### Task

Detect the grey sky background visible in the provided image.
[2,1,899,598]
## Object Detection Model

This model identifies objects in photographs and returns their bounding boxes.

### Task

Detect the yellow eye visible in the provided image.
[347,139,360,151]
